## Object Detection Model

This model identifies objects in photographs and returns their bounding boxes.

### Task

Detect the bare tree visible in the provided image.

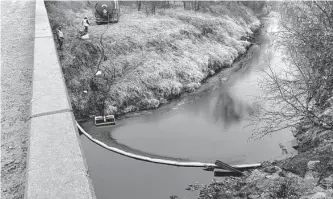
[194,1,200,11]
[144,1,157,16]
[250,1,333,138]
[164,1,170,9]
[151,1,156,15]
[137,0,142,11]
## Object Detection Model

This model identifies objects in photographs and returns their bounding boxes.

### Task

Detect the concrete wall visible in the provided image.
[25,0,96,198]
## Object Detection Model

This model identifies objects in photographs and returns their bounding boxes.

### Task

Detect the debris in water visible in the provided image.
[186,182,204,191]
[279,143,288,155]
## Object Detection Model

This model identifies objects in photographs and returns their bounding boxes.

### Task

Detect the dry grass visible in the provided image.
[45,1,260,117]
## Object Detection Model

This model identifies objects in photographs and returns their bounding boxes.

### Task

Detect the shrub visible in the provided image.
[184,82,201,92]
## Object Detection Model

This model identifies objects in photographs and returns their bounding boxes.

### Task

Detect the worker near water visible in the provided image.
[56,27,64,50]
[82,16,90,33]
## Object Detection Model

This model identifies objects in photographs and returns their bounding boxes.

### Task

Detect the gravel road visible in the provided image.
[1,0,35,198]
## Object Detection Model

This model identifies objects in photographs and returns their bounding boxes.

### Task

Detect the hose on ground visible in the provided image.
[94,14,109,75]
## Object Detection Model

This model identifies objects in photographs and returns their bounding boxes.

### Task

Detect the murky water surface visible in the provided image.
[80,14,296,199]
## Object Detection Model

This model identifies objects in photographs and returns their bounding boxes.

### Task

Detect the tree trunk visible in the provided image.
[137,0,141,11]
[145,5,149,16]
[151,1,156,15]
[195,1,200,11]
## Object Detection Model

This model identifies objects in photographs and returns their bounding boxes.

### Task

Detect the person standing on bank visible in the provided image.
[56,27,64,50]
[82,16,90,34]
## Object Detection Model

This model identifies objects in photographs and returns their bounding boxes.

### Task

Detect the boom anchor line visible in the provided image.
[76,121,261,175]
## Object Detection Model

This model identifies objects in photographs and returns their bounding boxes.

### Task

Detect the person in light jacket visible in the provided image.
[56,27,64,50]
[82,16,90,33]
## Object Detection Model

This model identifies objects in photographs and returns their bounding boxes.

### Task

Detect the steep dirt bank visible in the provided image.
[45,2,261,119]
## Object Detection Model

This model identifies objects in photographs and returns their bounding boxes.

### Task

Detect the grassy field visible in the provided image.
[45,1,260,118]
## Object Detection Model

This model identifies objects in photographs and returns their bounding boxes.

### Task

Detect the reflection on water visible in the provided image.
[212,90,246,128]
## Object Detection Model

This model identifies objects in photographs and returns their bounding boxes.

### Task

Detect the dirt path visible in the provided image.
[1,0,35,198]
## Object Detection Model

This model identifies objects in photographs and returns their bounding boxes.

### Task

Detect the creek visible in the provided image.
[79,13,296,199]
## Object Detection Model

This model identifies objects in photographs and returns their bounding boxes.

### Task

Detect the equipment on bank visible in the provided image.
[78,28,90,39]
[81,32,90,40]
[95,1,120,24]
[94,115,116,126]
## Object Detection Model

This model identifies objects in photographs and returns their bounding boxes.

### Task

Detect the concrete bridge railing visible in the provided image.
[25,0,96,198]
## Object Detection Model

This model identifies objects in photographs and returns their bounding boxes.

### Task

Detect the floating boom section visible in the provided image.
[77,121,261,170]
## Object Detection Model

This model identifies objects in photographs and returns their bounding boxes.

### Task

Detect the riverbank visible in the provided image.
[192,123,333,199]
[45,1,261,120]
[192,115,333,198]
